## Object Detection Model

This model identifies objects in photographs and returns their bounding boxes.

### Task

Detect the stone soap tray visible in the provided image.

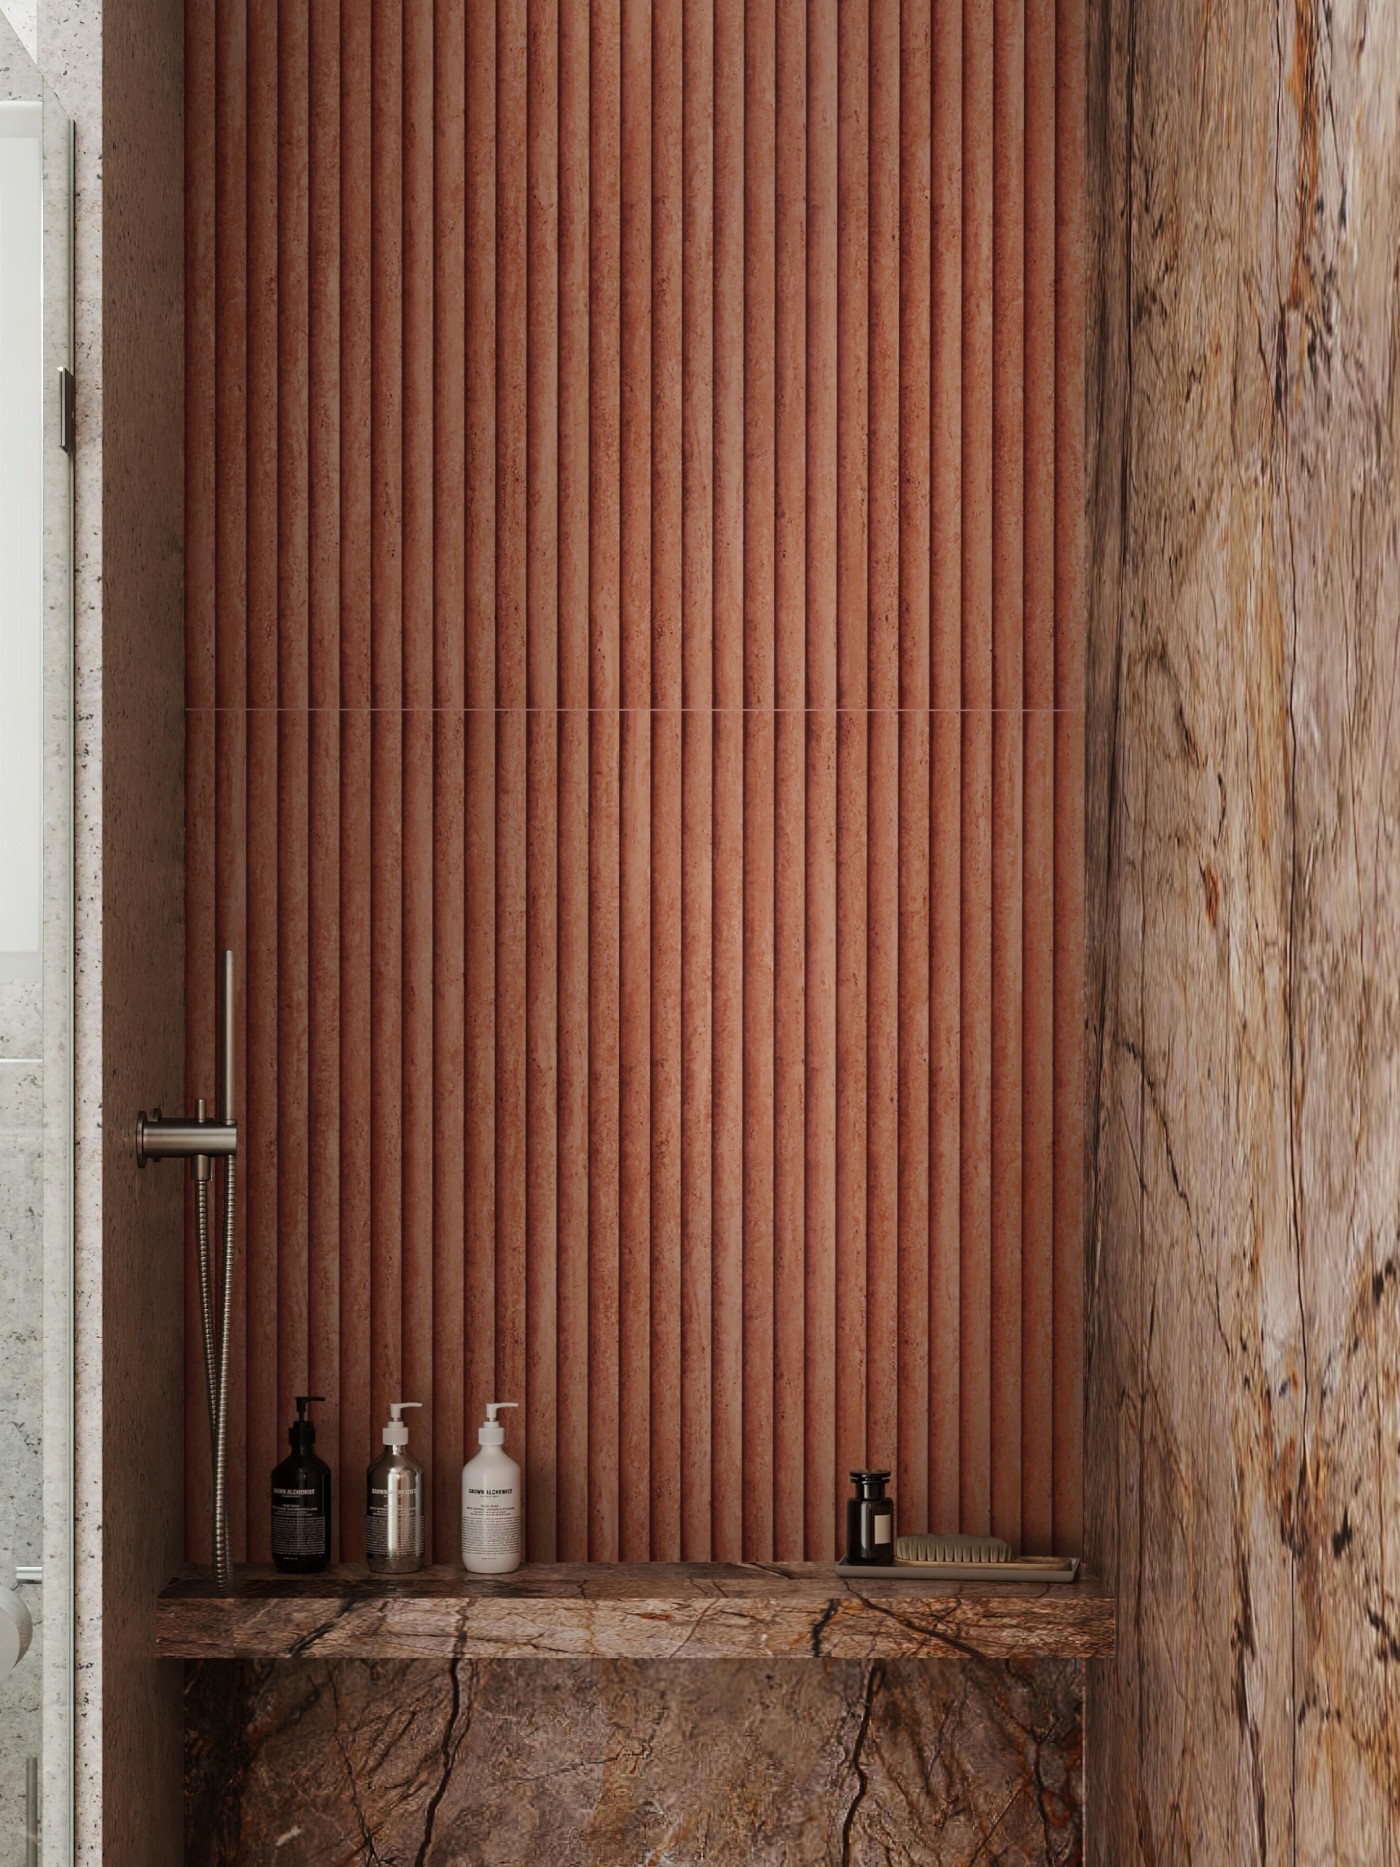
[836,1556,1080,1583]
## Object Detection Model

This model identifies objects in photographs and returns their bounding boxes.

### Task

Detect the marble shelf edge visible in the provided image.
[156,1562,1115,1663]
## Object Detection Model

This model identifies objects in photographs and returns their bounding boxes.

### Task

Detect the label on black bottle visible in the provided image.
[272,1490,326,1557]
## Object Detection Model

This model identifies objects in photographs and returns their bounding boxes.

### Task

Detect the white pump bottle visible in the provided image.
[461,1401,521,1574]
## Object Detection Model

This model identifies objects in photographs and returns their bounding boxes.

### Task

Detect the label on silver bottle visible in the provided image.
[367,1472,422,1558]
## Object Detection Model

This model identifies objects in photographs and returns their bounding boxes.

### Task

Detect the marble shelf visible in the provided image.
[157,1561,1114,1663]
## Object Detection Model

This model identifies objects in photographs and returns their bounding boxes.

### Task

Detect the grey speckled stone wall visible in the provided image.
[0,13,65,1863]
[30,0,187,1860]
[0,3,35,59]
[0,1055,42,1866]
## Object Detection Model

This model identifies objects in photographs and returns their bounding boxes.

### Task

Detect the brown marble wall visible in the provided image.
[1084,0,1400,1862]
[186,1657,1083,1864]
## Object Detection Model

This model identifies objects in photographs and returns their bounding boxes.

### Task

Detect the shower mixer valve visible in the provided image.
[135,950,239,1594]
[135,1100,237,1167]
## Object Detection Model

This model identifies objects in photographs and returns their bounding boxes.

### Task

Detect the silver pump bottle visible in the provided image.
[366,1400,424,1574]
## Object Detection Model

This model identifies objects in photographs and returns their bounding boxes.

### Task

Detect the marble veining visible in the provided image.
[1085,0,1400,1861]
[186,1656,1084,1865]
[158,1563,1114,1665]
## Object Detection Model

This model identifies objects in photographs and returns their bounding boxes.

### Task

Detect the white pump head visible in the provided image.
[383,1400,422,1447]
[478,1400,518,1446]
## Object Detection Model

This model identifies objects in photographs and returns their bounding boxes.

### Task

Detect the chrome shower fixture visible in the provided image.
[137,949,238,1593]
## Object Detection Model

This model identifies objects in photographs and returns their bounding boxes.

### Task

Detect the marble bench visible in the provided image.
[166,1563,1112,1863]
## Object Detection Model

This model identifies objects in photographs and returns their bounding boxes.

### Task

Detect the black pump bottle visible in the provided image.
[272,1395,332,1573]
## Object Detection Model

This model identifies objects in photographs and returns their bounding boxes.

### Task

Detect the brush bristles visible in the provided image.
[895,1533,1013,1565]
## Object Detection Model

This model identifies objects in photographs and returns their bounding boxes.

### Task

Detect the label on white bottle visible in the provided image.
[462,1485,521,1560]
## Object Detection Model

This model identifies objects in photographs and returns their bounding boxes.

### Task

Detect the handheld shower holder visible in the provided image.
[135,1108,236,1166]
[136,950,239,1594]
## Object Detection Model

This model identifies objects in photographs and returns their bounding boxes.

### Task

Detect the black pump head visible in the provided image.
[290,1395,326,1448]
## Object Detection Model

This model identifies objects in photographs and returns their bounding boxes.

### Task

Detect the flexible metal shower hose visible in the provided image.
[194,1158,236,1593]
[194,1180,216,1446]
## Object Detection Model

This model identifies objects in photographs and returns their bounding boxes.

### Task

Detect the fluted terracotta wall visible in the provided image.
[185,0,1085,1566]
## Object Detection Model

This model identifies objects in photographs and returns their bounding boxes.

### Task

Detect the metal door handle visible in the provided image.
[24,1755,37,1867]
